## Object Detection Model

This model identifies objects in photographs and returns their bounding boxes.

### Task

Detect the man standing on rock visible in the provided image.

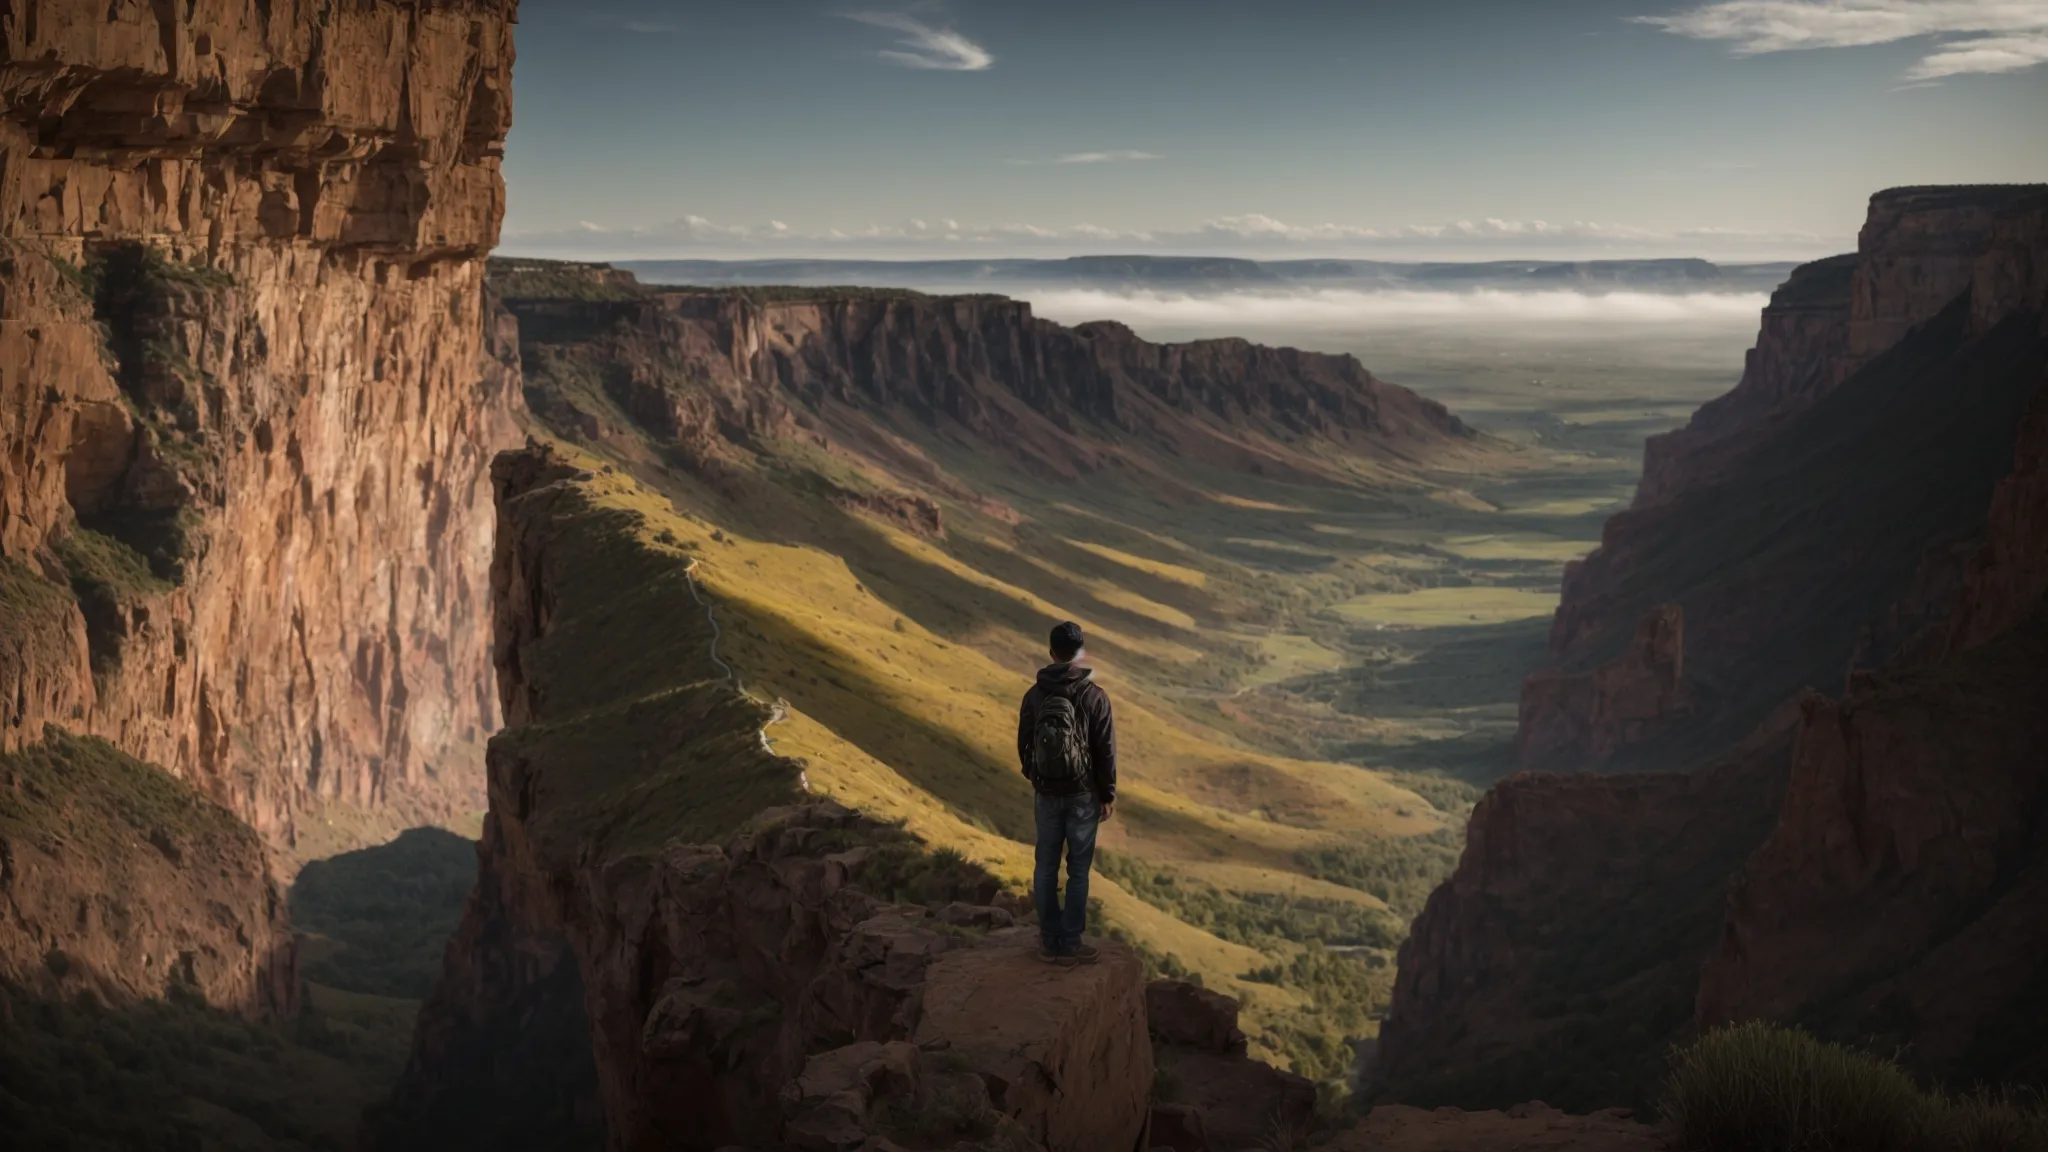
[1018,621,1117,966]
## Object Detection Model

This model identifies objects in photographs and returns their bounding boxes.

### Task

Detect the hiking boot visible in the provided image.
[1066,942,1101,965]
[1037,945,1075,966]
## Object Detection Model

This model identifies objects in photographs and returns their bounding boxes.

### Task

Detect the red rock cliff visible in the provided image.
[0,0,520,847]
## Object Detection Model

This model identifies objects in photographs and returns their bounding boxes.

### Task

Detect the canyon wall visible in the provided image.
[0,0,518,852]
[1381,185,2048,1108]
[1520,185,2048,773]
[374,445,1152,1151]
[497,272,1477,491]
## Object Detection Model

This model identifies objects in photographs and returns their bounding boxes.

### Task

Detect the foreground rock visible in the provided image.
[0,0,519,853]
[1333,1102,1664,1152]
[373,447,1149,1151]
[1145,980,1316,1152]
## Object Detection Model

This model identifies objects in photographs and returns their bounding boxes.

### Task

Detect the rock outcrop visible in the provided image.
[1145,979,1318,1152]
[1384,185,2048,1109]
[0,0,519,851]
[0,727,297,1017]
[1515,604,1685,769]
[1332,1102,1664,1152]
[374,446,1152,1151]
[493,268,1478,495]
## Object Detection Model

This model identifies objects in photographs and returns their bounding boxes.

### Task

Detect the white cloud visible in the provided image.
[1637,0,2048,79]
[1057,150,1164,165]
[1005,150,1164,167]
[844,12,993,71]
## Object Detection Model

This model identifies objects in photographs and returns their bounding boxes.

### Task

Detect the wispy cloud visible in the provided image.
[1637,0,2048,79]
[1005,150,1165,167]
[844,11,993,71]
[577,11,679,35]
[504,211,1839,262]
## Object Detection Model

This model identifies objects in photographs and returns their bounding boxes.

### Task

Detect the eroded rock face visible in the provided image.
[1516,605,1685,771]
[1634,255,1856,510]
[1696,385,2048,1086]
[1374,723,1792,1112]
[0,0,519,848]
[1520,185,2048,772]
[496,278,1477,494]
[1144,980,1317,1152]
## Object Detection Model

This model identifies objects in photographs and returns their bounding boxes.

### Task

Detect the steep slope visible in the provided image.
[494,258,1477,489]
[0,0,519,854]
[373,445,1153,1152]
[1379,185,2048,1110]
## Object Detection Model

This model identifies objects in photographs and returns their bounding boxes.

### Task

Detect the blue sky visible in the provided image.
[501,0,2048,260]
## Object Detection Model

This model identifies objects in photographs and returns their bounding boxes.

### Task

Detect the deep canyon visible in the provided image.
[3,4,2045,1151]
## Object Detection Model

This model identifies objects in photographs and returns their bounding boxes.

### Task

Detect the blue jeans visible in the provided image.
[1033,791,1100,953]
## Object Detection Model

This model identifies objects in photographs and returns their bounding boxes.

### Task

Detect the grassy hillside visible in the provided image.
[492,264,1619,1088]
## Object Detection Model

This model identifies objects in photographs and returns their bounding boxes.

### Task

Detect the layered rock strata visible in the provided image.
[494,267,1478,493]
[0,0,519,850]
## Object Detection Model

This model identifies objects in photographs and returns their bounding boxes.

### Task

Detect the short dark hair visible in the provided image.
[1049,621,1085,661]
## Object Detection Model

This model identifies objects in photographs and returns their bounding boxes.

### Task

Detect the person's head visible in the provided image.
[1049,621,1086,664]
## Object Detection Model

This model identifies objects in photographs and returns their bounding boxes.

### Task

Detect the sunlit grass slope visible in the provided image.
[532,438,1462,1082]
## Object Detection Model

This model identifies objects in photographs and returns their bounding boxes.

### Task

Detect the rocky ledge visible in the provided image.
[372,447,1154,1151]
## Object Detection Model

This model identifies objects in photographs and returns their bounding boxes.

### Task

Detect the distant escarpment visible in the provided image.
[0,0,519,862]
[371,445,1154,1151]
[1381,185,2048,1110]
[488,259,1477,493]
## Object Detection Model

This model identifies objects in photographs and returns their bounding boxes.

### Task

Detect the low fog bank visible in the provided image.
[1025,286,1771,342]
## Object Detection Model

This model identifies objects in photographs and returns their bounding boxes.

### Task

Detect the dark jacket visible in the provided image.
[1018,662,1116,803]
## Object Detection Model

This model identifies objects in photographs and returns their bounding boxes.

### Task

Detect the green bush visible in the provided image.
[1292,829,1460,920]
[1663,1022,2048,1152]
[1095,850,1404,950]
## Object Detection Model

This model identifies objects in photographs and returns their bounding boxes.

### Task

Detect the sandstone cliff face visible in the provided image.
[1520,186,2048,772]
[0,0,518,849]
[498,275,1476,491]
[375,447,1152,1151]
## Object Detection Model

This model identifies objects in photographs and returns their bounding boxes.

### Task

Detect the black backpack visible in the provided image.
[1031,686,1092,786]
